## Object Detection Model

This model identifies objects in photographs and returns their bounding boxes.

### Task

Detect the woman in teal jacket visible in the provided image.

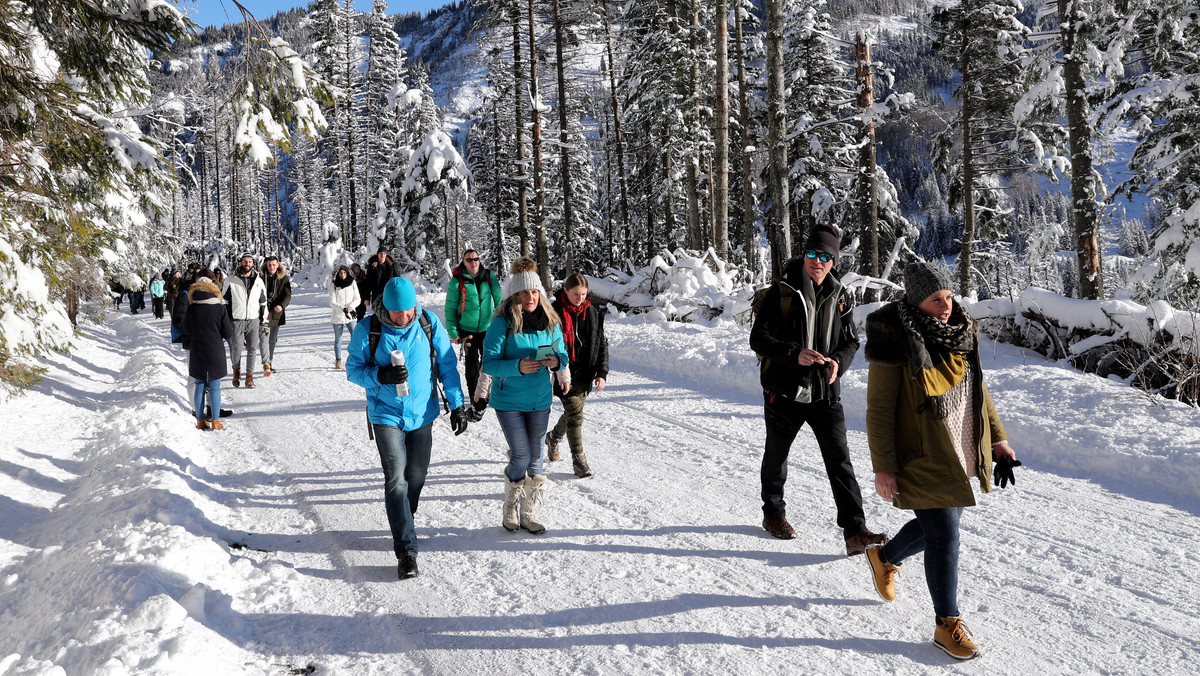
[482,256,568,535]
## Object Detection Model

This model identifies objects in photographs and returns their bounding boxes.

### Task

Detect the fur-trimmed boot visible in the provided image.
[571,452,593,478]
[520,475,547,534]
[502,477,523,532]
[232,368,241,388]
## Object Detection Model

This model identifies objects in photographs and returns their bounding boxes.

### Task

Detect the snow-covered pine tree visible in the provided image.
[364,0,407,245]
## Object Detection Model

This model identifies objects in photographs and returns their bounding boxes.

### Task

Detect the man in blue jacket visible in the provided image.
[347,277,468,580]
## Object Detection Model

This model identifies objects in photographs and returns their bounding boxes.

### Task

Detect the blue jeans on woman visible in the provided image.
[193,378,221,420]
[333,320,357,362]
[372,422,433,558]
[879,507,963,618]
[495,408,550,482]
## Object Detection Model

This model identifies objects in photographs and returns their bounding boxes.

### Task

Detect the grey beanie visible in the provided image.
[803,225,841,264]
[904,260,954,306]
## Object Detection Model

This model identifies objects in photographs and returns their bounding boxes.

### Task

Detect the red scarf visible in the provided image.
[558,291,590,362]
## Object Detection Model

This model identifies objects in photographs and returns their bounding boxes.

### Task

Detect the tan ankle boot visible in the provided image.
[244,371,255,388]
[209,419,224,431]
[196,418,209,430]
[263,362,272,376]
[934,616,980,660]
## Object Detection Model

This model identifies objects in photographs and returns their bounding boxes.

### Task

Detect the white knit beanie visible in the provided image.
[505,270,546,299]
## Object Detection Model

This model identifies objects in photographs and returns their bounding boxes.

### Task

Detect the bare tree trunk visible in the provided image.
[602,1,631,262]
[1059,0,1103,299]
[685,0,702,250]
[765,0,791,280]
[714,0,730,258]
[959,39,976,296]
[528,0,551,290]
[493,104,504,261]
[856,35,880,301]
[735,3,754,275]
[512,0,530,256]
[213,93,222,239]
[552,0,574,272]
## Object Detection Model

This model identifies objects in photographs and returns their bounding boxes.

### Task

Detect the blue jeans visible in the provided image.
[880,507,963,618]
[193,378,221,419]
[495,408,550,482]
[372,423,433,558]
[333,321,357,361]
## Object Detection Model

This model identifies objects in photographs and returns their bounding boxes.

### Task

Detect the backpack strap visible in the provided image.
[368,314,383,366]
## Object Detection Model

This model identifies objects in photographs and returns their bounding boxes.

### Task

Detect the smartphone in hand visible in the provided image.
[534,344,555,361]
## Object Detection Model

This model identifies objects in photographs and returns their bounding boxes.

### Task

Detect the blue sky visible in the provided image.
[185,0,449,30]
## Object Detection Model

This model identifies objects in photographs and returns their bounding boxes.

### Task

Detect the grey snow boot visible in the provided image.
[503,477,523,532]
[520,475,547,534]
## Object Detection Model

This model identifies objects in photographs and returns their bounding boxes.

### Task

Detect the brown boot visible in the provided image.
[866,546,901,602]
[934,616,980,660]
[196,418,209,430]
[572,452,593,478]
[262,362,272,376]
[545,432,561,462]
[209,418,224,431]
[845,528,887,556]
[232,368,241,388]
[244,371,255,388]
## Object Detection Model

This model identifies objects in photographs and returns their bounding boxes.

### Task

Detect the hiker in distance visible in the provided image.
[863,260,1020,660]
[444,248,502,421]
[748,223,886,556]
[346,276,469,580]
[546,273,609,479]
[329,264,361,369]
[260,255,291,377]
[222,252,267,388]
[482,256,569,535]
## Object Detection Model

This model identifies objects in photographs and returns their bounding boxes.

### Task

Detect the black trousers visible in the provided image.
[152,297,165,318]
[460,330,487,402]
[761,393,867,537]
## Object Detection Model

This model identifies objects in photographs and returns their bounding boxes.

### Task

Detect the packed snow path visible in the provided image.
[2,287,1199,674]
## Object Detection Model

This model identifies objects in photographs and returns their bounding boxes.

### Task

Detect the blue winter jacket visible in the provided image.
[481,314,569,412]
[346,301,465,430]
[150,279,166,298]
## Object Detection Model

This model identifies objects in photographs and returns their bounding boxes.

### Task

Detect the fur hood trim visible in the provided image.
[188,281,223,304]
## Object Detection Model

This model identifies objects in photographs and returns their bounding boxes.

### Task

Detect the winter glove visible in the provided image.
[450,406,469,436]
[377,364,409,385]
[994,456,1022,489]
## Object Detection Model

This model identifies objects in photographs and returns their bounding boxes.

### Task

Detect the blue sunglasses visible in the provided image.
[804,249,834,263]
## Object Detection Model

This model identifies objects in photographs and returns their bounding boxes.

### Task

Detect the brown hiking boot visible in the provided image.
[845,528,887,556]
[196,418,209,430]
[572,452,593,478]
[545,432,561,461]
[244,372,255,388]
[209,419,224,431]
[866,545,901,601]
[934,616,980,660]
[762,516,797,539]
[262,362,272,376]
[232,368,241,387]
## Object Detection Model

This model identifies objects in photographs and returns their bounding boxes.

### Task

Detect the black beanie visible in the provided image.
[804,225,841,264]
[904,260,954,306]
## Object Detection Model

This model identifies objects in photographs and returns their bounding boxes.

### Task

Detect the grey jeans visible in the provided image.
[261,324,280,365]
[230,319,260,371]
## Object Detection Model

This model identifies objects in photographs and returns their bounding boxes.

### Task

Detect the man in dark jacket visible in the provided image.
[366,247,398,311]
[748,224,885,556]
[444,249,503,419]
[260,255,292,376]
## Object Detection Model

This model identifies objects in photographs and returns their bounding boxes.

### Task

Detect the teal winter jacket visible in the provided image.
[481,314,569,412]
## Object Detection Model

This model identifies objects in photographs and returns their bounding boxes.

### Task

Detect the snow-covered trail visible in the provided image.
[2,286,1199,674]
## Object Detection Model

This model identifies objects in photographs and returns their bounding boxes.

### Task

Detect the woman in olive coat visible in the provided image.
[863,260,1018,661]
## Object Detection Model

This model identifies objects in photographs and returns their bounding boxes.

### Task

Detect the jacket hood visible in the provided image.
[188,281,223,304]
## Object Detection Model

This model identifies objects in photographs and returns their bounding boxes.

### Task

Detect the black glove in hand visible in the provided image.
[377,364,409,385]
[450,406,469,436]
[994,456,1023,489]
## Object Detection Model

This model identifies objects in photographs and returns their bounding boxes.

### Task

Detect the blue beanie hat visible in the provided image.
[383,277,416,311]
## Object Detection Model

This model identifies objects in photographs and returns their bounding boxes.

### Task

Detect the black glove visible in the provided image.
[994,456,1022,489]
[377,364,409,385]
[450,406,468,436]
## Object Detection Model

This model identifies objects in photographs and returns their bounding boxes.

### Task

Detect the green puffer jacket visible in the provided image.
[444,265,502,337]
[863,302,1007,510]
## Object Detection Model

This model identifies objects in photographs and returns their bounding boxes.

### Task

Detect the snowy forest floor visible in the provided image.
[2,287,1200,675]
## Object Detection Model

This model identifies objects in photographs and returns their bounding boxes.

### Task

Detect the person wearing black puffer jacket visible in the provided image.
[546,273,609,478]
[749,223,885,556]
[182,271,233,431]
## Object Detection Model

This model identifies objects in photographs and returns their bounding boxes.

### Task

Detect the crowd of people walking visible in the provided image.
[135,236,1019,661]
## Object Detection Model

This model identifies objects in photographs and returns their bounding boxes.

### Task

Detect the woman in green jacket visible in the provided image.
[863,260,1019,661]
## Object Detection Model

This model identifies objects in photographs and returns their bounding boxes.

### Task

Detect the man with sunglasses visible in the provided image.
[444,249,502,422]
[749,224,885,556]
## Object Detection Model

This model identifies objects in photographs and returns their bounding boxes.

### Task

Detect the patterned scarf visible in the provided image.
[558,291,590,362]
[897,301,978,418]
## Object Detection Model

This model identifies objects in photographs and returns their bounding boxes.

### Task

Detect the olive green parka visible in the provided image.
[863,302,1007,510]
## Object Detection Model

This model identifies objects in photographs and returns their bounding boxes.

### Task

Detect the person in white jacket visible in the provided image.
[329,264,361,369]
[222,252,268,388]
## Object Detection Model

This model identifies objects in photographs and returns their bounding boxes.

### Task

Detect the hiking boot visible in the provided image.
[262,362,272,376]
[520,475,547,534]
[335,359,343,370]
[845,528,887,556]
[397,555,419,580]
[866,545,901,602]
[244,372,255,388]
[762,516,797,540]
[572,452,593,478]
[502,477,523,532]
[209,418,224,431]
[195,418,209,430]
[232,368,241,387]
[934,616,980,660]
[545,432,562,462]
